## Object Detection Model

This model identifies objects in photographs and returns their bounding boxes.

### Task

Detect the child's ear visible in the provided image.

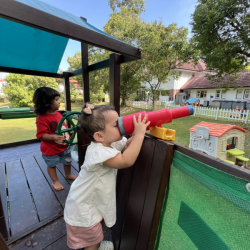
[93,131,104,142]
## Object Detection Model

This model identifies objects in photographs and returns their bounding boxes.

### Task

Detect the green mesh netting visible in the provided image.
[155,151,250,250]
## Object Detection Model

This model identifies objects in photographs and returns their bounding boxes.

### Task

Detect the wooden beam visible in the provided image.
[68,55,138,77]
[109,53,121,115]
[81,42,90,103]
[63,72,71,111]
[0,66,63,78]
[0,0,141,59]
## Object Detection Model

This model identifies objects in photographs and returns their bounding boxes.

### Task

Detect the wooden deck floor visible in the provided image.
[0,142,79,249]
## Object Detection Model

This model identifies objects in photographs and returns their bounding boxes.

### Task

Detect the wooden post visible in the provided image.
[109,53,121,115]
[63,72,71,111]
[81,42,90,103]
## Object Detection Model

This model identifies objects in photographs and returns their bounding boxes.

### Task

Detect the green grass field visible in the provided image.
[1,103,249,160]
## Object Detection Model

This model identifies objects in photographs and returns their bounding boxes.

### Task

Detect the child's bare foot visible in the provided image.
[65,174,77,180]
[52,180,64,190]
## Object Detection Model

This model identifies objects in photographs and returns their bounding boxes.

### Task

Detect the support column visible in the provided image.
[109,53,121,115]
[63,72,71,111]
[81,42,90,103]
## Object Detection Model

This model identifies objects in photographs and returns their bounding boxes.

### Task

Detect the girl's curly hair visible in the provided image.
[33,87,60,115]
[80,103,115,142]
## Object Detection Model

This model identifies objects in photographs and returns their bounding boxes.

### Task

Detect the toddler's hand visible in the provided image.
[133,114,150,137]
[53,135,65,144]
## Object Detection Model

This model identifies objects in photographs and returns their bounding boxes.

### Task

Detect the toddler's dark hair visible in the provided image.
[80,103,115,142]
[33,87,60,115]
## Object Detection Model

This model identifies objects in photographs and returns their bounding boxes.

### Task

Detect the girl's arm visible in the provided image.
[41,134,64,143]
[104,114,150,169]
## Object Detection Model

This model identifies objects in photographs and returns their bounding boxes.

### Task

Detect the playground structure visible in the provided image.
[189,121,249,167]
[1,1,250,250]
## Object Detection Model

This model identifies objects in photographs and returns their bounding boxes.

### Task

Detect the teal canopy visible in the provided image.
[0,0,125,74]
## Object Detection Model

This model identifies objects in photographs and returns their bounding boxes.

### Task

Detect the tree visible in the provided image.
[67,47,108,103]
[138,21,199,109]
[108,0,145,14]
[104,7,143,106]
[191,0,250,83]
[3,74,58,107]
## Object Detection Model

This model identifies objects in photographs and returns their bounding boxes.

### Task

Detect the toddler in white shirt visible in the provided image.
[64,103,150,250]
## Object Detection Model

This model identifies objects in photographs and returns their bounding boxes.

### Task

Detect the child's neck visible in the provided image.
[46,109,57,114]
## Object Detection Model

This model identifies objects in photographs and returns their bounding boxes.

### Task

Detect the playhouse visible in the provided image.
[189,121,249,167]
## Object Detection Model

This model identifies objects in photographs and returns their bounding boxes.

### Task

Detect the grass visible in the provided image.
[1,103,249,161]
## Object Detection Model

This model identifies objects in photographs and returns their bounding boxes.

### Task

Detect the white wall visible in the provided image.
[187,88,250,105]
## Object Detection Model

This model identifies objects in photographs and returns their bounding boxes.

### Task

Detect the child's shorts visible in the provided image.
[42,147,72,167]
[66,221,103,249]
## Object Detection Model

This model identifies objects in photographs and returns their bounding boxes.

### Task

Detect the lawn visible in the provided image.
[1,104,249,161]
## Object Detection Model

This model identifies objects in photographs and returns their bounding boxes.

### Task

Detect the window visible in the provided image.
[221,90,227,99]
[179,72,182,76]
[244,89,250,99]
[215,90,221,99]
[236,89,243,99]
[196,90,207,98]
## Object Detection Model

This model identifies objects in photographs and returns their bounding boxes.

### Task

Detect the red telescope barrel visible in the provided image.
[117,105,194,136]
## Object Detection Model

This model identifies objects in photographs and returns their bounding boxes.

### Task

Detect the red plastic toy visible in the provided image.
[118,105,194,136]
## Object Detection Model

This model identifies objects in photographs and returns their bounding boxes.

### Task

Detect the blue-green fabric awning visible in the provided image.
[0,0,125,74]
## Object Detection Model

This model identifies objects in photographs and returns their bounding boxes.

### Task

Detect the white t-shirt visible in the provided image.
[64,137,127,228]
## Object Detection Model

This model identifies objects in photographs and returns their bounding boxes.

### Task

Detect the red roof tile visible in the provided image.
[74,83,82,89]
[189,121,247,137]
[176,60,206,72]
[181,71,250,89]
[70,79,78,83]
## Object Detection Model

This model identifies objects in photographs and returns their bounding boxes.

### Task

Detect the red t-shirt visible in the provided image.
[36,112,70,155]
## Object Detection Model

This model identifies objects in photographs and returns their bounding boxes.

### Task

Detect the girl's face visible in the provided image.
[51,96,60,112]
[101,110,122,147]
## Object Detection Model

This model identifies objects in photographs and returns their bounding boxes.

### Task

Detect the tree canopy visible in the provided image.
[3,74,58,107]
[191,0,250,81]
[108,0,145,14]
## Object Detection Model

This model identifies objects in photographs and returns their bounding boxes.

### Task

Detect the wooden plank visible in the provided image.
[21,157,62,221]
[34,154,71,207]
[0,65,63,78]
[0,163,9,239]
[56,163,78,184]
[175,143,250,181]
[63,72,71,112]
[109,53,121,115]
[82,42,90,103]
[137,140,174,250]
[0,140,40,150]
[119,137,156,250]
[44,235,68,250]
[0,0,141,58]
[9,217,66,250]
[113,167,134,250]
[70,160,79,172]
[0,142,40,155]
[6,160,39,235]
[0,150,41,164]
[0,234,9,250]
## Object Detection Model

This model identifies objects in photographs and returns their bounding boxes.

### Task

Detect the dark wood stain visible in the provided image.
[9,217,66,250]
[34,154,71,207]
[21,156,62,221]
[44,235,68,250]
[6,160,39,235]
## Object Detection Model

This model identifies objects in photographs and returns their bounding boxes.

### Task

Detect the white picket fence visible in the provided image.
[127,101,250,124]
[127,101,179,110]
[194,106,250,124]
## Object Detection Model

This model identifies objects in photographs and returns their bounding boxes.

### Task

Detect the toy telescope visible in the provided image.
[118,105,194,140]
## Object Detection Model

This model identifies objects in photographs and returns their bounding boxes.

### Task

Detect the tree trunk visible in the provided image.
[121,95,126,106]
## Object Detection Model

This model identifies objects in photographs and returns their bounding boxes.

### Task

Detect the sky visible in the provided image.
[0,0,197,79]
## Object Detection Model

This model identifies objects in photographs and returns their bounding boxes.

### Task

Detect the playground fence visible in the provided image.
[194,106,250,124]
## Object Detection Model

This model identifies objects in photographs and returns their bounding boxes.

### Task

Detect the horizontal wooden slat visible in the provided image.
[44,235,68,250]
[56,163,78,185]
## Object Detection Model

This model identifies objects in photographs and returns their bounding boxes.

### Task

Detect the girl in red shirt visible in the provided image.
[33,87,77,190]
